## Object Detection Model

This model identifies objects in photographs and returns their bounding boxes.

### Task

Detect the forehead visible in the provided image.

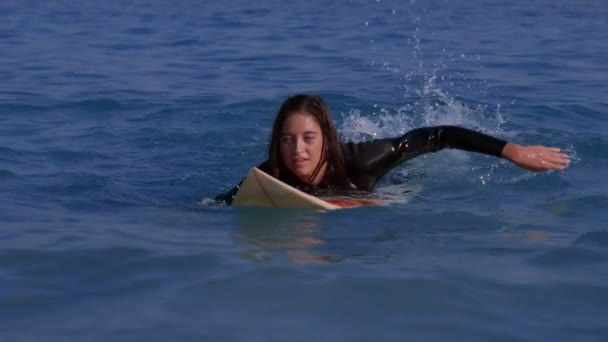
[281,112,321,134]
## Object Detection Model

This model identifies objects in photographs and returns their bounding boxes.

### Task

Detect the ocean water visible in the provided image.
[1,0,607,341]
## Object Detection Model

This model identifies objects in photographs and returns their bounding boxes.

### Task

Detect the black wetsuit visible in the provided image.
[216,126,507,204]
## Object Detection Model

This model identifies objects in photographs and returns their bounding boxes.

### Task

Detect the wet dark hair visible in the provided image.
[268,94,348,187]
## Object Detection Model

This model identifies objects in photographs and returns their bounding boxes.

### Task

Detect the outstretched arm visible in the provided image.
[394,126,569,171]
[342,126,569,190]
[343,125,506,189]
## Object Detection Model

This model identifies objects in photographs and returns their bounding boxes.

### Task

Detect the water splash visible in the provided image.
[563,144,581,166]
[340,0,516,186]
[339,75,507,143]
[199,197,221,207]
[339,69,510,187]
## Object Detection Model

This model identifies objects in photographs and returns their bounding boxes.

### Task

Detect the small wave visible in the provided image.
[44,149,113,162]
[1,97,132,115]
[0,146,24,157]
[529,245,608,268]
[375,182,424,205]
[56,98,127,111]
[164,39,199,47]
[125,27,155,35]
[0,169,18,179]
[573,230,608,249]
[0,103,50,112]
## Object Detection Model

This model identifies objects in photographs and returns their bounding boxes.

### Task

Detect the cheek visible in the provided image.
[279,145,287,159]
[279,143,291,163]
[310,140,324,159]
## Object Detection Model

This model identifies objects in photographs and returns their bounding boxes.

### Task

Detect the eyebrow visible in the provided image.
[280,131,318,136]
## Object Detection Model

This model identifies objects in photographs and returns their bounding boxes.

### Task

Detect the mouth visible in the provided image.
[293,158,308,167]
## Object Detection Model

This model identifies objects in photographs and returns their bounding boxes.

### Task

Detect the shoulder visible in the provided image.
[340,138,399,167]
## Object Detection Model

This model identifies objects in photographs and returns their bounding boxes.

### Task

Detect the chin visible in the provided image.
[290,167,312,180]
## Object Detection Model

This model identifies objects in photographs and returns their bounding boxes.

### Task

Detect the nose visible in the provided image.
[294,138,305,153]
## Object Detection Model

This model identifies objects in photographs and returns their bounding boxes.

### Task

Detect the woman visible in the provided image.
[216,94,569,204]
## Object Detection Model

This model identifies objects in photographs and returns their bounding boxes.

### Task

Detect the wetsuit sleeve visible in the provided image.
[214,160,271,204]
[342,125,507,190]
[396,125,506,160]
[214,180,242,205]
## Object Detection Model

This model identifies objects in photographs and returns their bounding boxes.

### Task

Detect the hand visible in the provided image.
[502,143,570,172]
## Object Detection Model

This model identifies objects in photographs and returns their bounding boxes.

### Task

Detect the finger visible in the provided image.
[544,151,569,161]
[545,153,569,163]
[552,160,569,167]
[534,159,561,171]
[554,154,570,164]
[543,160,567,171]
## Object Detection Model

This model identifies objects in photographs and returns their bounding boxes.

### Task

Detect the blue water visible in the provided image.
[1,1,607,340]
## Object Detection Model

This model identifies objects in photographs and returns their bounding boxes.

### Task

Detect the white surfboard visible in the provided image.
[233,167,376,210]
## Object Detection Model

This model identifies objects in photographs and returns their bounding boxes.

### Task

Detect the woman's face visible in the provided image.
[280,112,326,184]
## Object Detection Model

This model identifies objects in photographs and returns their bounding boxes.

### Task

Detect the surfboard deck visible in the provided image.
[233,167,377,210]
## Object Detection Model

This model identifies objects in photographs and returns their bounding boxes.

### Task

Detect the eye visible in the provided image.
[304,136,315,143]
[281,136,292,144]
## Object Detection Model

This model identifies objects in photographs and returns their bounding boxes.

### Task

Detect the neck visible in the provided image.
[304,161,327,185]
